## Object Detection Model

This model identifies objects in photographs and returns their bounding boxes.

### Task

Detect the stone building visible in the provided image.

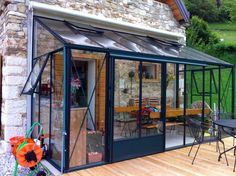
[0,0,189,142]
[1,0,235,174]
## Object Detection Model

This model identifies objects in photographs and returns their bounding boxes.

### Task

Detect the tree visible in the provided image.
[184,0,219,22]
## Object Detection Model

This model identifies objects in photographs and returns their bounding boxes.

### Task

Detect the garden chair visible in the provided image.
[186,117,228,165]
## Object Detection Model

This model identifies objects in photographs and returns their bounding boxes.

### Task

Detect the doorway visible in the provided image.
[112,59,166,162]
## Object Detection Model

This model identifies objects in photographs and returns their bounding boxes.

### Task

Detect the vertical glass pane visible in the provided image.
[32,92,39,138]
[34,20,63,57]
[220,68,232,113]
[165,63,184,148]
[39,57,51,147]
[141,62,163,137]
[185,65,205,145]
[50,51,64,165]
[114,60,140,140]
[69,50,106,168]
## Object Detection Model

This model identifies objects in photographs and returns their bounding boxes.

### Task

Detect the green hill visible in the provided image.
[209,22,236,45]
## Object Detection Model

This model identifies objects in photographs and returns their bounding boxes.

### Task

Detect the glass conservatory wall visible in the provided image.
[165,63,184,148]
[114,59,140,140]
[69,49,106,168]
[114,60,164,140]
[34,20,63,58]
[50,51,64,165]
[219,67,233,114]
[185,65,207,144]
[38,56,51,146]
[141,62,163,137]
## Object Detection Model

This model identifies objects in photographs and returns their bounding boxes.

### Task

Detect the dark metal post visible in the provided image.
[176,64,179,108]
[202,66,205,122]
[106,54,114,162]
[190,70,193,104]
[139,62,143,138]
[161,63,167,150]
[49,54,53,158]
[210,70,213,109]
[218,66,221,115]
[183,65,187,145]
[232,66,235,117]
[63,47,71,171]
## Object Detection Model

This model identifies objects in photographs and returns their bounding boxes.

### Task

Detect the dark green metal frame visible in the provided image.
[25,15,236,173]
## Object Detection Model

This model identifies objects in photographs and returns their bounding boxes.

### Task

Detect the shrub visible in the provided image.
[186,16,220,48]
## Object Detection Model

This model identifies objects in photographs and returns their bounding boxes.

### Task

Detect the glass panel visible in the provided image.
[114,60,140,140]
[165,64,184,148]
[34,20,63,57]
[79,31,130,51]
[185,65,204,145]
[141,62,163,137]
[50,51,64,165]
[39,58,51,147]
[138,36,180,57]
[104,31,152,53]
[22,54,49,94]
[220,68,232,113]
[37,17,101,47]
[32,92,39,138]
[69,50,106,168]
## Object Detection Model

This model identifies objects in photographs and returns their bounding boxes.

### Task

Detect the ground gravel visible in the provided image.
[0,151,30,176]
[0,151,53,176]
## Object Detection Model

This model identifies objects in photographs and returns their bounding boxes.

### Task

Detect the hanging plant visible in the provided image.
[123,88,129,94]
[128,70,135,96]
[128,70,135,78]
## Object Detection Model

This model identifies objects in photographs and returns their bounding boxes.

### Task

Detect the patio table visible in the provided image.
[115,106,210,119]
[214,119,236,172]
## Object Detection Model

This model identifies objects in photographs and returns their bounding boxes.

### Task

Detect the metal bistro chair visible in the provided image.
[186,117,228,165]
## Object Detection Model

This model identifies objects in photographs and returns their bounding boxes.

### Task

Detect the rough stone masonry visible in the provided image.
[0,0,186,141]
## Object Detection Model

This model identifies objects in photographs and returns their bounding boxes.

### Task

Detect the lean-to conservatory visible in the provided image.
[21,16,235,173]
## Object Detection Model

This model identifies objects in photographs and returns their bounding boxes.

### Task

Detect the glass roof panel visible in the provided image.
[35,17,232,67]
[76,31,131,51]
[137,36,181,57]
[37,18,100,47]
[179,47,232,66]
[103,31,154,54]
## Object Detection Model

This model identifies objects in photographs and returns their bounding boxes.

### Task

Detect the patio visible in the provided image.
[64,137,236,176]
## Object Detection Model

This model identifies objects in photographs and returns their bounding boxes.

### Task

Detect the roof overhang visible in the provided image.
[157,0,190,26]
[28,1,185,43]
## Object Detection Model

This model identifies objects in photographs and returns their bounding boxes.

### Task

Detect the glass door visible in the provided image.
[112,59,165,162]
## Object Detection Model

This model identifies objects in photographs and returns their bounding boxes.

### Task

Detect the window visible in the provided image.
[21,54,50,94]
[136,62,161,82]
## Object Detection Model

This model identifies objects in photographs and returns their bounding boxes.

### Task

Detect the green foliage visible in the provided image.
[184,0,236,23]
[222,0,236,22]
[184,0,219,22]
[186,17,236,65]
[186,16,220,49]
[205,43,236,64]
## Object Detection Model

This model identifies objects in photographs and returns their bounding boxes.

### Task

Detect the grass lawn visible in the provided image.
[186,66,233,113]
[209,22,236,45]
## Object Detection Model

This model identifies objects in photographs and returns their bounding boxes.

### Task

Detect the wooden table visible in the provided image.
[114,106,211,119]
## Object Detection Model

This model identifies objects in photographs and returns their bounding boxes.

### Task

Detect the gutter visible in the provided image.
[175,0,190,24]
[28,1,185,43]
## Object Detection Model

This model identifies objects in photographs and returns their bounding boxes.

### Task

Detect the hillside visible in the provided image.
[209,22,236,45]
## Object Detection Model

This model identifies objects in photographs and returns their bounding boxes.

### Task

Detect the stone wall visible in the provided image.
[115,61,176,107]
[0,0,27,140]
[31,0,185,36]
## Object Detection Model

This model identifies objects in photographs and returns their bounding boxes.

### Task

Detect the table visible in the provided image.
[214,119,236,171]
[114,106,211,119]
